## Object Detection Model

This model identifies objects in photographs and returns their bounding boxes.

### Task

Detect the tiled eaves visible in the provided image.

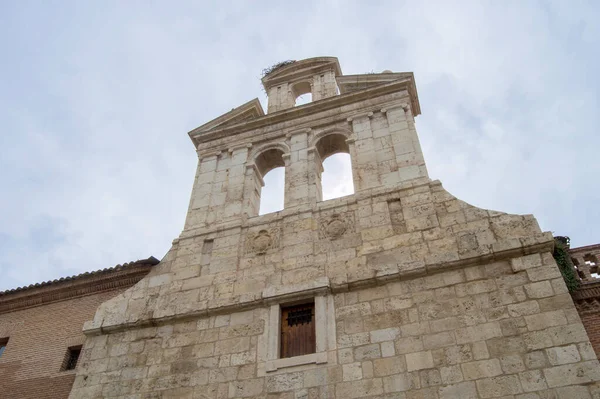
[0,257,159,314]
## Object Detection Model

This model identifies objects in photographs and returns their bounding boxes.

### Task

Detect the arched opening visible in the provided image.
[253,148,286,216]
[259,167,285,215]
[314,133,354,201]
[321,153,354,201]
[292,81,312,106]
[295,93,312,106]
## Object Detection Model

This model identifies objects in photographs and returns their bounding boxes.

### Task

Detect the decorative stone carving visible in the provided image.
[319,212,355,240]
[245,227,281,254]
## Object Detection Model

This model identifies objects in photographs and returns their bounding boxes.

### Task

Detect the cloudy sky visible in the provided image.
[1,1,598,291]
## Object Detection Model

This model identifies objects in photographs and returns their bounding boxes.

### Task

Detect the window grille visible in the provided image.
[280,303,315,358]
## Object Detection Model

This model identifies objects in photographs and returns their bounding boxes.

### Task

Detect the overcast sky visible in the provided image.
[1,1,598,291]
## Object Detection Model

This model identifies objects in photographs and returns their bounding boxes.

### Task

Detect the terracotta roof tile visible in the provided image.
[0,256,159,296]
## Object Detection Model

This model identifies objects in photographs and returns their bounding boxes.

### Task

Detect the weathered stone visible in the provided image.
[406,351,434,371]
[61,57,600,399]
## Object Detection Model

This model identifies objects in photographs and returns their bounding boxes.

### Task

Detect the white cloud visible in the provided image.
[1,1,598,290]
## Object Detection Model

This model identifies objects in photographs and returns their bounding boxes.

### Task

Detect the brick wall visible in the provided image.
[0,290,130,399]
[580,312,600,359]
[0,259,155,399]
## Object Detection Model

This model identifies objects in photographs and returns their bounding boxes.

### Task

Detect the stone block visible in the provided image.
[382,373,418,393]
[524,311,567,331]
[406,351,434,371]
[335,379,384,398]
[440,365,463,384]
[546,344,581,365]
[381,341,396,358]
[228,378,264,398]
[461,359,503,380]
[370,327,401,343]
[354,344,382,361]
[438,381,477,399]
[373,356,408,377]
[475,375,523,398]
[524,281,554,299]
[543,360,600,388]
[518,370,547,392]
[423,332,456,350]
[265,372,303,392]
[343,362,363,381]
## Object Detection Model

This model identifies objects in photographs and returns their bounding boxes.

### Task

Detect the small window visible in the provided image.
[280,303,316,358]
[62,346,82,371]
[0,337,8,358]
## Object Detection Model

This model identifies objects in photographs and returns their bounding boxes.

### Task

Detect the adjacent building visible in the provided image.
[0,257,158,398]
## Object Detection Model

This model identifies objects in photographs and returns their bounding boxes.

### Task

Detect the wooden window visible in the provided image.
[62,346,82,371]
[280,303,316,358]
[0,337,8,358]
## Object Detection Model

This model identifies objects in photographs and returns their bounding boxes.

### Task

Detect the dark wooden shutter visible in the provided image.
[280,303,316,358]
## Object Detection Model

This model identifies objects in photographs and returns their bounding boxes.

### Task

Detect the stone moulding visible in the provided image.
[82,231,554,336]
[188,78,419,146]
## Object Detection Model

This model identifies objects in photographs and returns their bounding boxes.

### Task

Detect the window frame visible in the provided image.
[264,294,335,372]
[280,302,316,358]
[61,345,82,372]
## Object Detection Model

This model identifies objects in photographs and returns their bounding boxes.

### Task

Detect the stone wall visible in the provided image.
[69,179,600,398]
[68,58,600,398]
[70,249,600,398]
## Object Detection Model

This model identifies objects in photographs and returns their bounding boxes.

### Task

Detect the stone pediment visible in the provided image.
[188,98,264,139]
[337,71,413,94]
[337,72,421,115]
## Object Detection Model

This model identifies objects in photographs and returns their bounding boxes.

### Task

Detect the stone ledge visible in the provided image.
[178,178,436,241]
[84,232,553,336]
[262,277,330,303]
[265,351,328,373]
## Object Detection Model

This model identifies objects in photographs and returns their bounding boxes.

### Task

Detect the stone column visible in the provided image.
[267,83,294,113]
[223,146,250,219]
[349,114,381,191]
[285,129,311,208]
[307,146,323,203]
[184,151,219,230]
[386,104,429,183]
[242,163,263,217]
[311,70,338,101]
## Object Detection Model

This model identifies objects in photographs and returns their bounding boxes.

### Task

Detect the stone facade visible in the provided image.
[0,257,157,398]
[68,57,600,398]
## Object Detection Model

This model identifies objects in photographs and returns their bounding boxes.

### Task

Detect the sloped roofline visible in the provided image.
[0,257,159,313]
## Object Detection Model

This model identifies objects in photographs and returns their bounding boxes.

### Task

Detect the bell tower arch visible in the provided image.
[261,57,342,113]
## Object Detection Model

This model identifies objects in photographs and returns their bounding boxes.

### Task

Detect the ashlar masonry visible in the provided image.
[68,57,600,399]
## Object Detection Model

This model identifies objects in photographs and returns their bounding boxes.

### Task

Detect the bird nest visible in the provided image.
[262,60,296,78]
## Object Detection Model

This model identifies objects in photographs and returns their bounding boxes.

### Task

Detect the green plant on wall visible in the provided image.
[553,236,580,292]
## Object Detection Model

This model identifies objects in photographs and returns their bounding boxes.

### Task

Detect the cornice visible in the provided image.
[0,261,157,314]
[188,77,419,149]
[84,230,554,336]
